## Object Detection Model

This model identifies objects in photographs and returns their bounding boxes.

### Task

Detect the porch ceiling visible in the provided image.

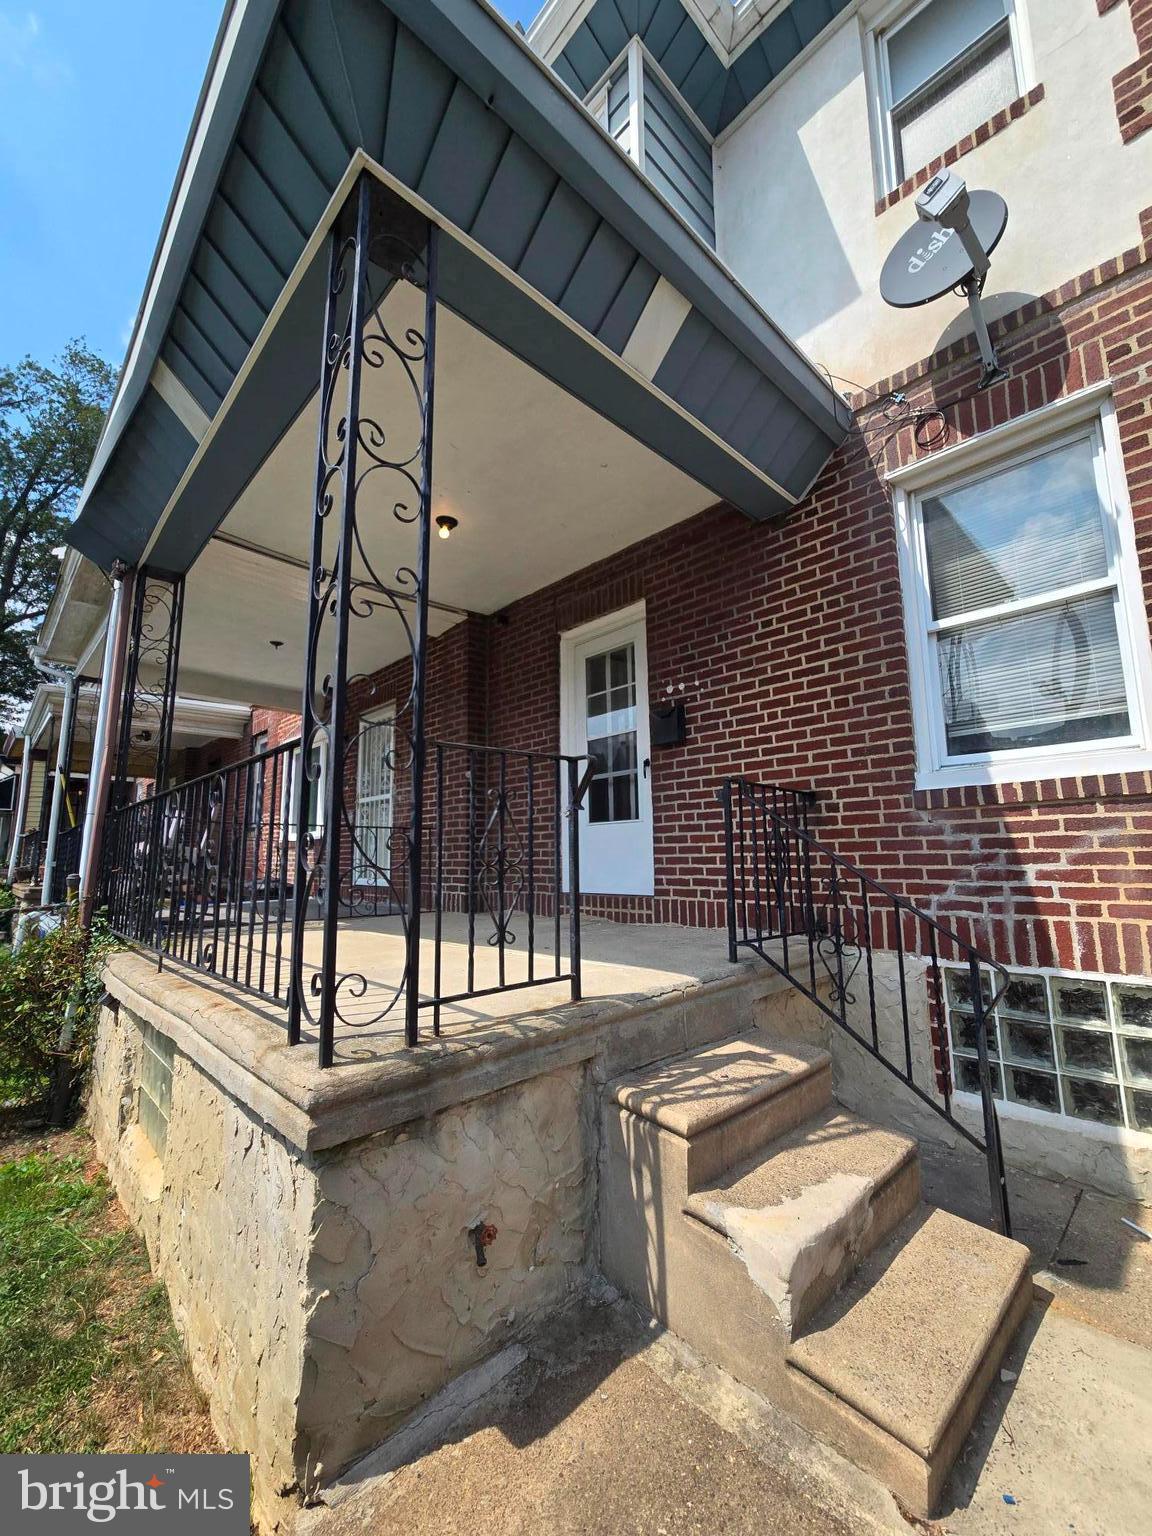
[173,276,709,709]
[65,0,848,581]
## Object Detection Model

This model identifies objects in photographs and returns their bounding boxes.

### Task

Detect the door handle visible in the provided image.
[642,758,651,780]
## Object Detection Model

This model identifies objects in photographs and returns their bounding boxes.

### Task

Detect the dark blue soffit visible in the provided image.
[68,0,848,574]
[552,0,852,136]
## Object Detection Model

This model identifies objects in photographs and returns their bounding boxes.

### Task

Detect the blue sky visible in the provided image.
[0,1,543,373]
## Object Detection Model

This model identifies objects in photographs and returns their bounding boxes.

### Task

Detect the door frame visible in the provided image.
[559,599,654,896]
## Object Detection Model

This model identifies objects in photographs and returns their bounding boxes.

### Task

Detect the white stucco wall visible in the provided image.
[714,0,1152,386]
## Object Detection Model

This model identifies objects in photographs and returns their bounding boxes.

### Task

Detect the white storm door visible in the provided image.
[354,706,395,885]
[562,606,654,896]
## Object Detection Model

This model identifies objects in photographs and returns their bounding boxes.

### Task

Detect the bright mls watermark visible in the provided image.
[1,1455,249,1531]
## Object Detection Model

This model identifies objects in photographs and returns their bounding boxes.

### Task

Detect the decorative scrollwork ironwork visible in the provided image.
[814,870,865,1008]
[472,781,527,949]
[288,174,439,1059]
[114,572,185,797]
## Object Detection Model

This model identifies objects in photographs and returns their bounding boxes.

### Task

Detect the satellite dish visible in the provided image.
[880,190,1008,308]
[880,171,1009,388]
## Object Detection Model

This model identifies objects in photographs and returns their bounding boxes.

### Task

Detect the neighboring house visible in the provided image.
[34,0,1152,1526]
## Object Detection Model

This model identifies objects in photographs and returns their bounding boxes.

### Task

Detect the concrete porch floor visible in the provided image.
[257,912,741,1056]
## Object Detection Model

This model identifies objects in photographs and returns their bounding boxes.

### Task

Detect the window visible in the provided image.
[286,737,327,838]
[874,0,1024,189]
[354,706,395,883]
[138,1022,175,1156]
[895,390,1152,787]
[247,731,269,833]
[584,40,715,247]
[944,965,1152,1134]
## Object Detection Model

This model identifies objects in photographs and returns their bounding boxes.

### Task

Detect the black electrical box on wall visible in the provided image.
[650,701,686,748]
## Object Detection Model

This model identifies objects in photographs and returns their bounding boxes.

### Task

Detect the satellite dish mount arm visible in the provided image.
[962,270,1006,390]
[912,171,1007,390]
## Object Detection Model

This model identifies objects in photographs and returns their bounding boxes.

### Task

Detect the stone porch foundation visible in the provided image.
[88,941,820,1528]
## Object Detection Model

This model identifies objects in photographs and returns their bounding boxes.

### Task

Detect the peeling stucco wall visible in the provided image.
[298,1064,593,1482]
[88,1001,595,1526]
[88,1002,314,1519]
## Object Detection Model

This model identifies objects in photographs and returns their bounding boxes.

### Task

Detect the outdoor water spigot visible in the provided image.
[468,1220,498,1267]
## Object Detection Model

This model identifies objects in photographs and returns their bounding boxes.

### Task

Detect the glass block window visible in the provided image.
[943,966,1152,1133]
[138,1023,176,1157]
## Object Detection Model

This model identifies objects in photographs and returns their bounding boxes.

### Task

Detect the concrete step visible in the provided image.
[684,1108,920,1335]
[785,1206,1033,1516]
[609,1028,832,1188]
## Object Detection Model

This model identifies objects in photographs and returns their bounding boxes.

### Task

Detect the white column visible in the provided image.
[78,566,135,916]
[41,668,78,905]
[6,734,33,883]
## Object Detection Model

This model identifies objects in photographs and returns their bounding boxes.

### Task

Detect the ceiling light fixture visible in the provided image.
[436,515,458,541]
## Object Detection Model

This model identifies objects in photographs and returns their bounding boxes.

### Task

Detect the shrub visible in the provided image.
[0,917,115,1111]
[0,884,16,913]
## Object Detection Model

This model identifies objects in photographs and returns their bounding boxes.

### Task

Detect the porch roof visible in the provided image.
[67,0,848,577]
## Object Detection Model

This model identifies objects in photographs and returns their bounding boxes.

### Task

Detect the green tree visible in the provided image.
[0,342,115,717]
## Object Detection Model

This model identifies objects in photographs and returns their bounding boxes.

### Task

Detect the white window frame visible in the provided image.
[892,384,1152,789]
[286,735,328,841]
[864,0,1032,194]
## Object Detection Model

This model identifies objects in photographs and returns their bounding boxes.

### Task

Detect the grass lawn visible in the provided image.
[0,1121,220,1456]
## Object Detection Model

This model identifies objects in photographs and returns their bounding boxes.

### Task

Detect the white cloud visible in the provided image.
[0,10,71,88]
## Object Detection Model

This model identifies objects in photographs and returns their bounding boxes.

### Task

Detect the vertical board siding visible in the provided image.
[558,0,852,134]
[641,70,715,245]
[607,61,631,150]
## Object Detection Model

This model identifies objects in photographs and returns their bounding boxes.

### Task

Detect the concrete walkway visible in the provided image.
[922,1142,1152,1535]
[297,1301,877,1536]
[299,1150,1152,1536]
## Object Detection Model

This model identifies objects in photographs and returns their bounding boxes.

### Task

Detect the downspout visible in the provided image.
[6,734,33,882]
[40,665,79,906]
[78,562,136,923]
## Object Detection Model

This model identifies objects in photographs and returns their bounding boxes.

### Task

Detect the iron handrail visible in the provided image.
[719,775,1011,1236]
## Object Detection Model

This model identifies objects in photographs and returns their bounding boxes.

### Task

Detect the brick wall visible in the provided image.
[420,226,1150,972]
[185,229,1152,979]
[1103,0,1152,143]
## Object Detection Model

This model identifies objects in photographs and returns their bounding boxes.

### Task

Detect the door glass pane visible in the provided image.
[585,643,639,825]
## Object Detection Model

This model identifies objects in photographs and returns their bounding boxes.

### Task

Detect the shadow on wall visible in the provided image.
[928,291,1071,395]
[715,21,862,336]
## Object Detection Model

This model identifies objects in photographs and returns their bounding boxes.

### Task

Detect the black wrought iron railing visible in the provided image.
[98,736,594,1057]
[50,824,84,904]
[101,739,302,1007]
[14,829,43,879]
[426,741,595,1036]
[719,777,1011,1236]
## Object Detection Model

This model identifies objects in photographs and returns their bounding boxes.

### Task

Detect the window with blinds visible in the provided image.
[876,0,1022,188]
[920,433,1132,758]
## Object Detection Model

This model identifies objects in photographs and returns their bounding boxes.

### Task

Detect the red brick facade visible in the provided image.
[189,222,1152,983]
[1102,0,1152,143]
